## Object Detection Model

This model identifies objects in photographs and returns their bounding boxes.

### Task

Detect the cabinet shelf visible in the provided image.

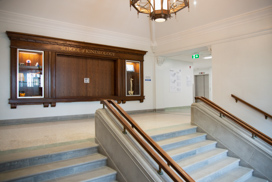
[19,66,42,70]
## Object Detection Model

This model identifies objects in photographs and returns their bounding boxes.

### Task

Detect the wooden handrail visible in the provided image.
[101,99,195,182]
[231,94,272,120]
[195,97,272,146]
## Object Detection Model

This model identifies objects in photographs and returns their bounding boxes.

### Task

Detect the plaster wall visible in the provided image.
[155,59,194,109]
[0,10,155,120]
[212,33,272,138]
[153,6,272,137]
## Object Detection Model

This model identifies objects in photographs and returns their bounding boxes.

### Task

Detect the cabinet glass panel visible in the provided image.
[126,60,140,96]
[17,49,44,98]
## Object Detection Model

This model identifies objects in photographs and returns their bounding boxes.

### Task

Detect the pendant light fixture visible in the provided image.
[130,0,190,22]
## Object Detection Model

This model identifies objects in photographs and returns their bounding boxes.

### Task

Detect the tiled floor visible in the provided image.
[0,107,191,152]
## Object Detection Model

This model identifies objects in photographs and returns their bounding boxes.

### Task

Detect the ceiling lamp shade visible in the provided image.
[130,0,189,22]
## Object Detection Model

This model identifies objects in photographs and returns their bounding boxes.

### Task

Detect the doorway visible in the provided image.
[194,74,209,99]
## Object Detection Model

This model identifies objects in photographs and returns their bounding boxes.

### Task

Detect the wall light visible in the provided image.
[203,56,212,60]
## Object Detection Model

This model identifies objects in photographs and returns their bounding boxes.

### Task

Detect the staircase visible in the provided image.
[146,124,268,182]
[0,124,269,182]
[0,142,117,182]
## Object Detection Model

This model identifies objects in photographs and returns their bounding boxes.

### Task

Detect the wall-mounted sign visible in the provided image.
[199,72,205,75]
[192,54,199,59]
[84,78,90,83]
[145,76,151,81]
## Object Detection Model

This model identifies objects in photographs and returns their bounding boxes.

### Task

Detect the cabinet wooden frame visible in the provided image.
[7,31,147,109]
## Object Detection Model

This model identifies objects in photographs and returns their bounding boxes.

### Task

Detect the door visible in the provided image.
[195,74,209,99]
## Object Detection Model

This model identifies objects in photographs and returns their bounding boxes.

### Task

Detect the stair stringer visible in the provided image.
[95,108,166,182]
[191,102,272,181]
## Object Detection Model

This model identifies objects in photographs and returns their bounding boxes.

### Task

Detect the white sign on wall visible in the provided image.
[145,76,151,81]
[170,69,182,92]
[186,75,192,86]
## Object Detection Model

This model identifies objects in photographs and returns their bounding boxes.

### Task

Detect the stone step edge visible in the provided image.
[51,166,117,182]
[0,143,98,164]
[0,154,107,182]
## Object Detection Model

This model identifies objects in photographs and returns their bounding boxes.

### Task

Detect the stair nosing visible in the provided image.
[52,166,117,182]
[190,157,240,181]
[168,140,217,156]
[0,153,107,181]
[0,143,99,164]
[178,148,228,170]
[158,132,207,146]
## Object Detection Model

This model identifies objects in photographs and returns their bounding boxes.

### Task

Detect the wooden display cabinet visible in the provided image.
[17,49,44,98]
[7,31,147,108]
[126,60,140,96]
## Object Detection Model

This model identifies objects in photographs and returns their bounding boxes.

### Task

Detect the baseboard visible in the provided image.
[0,114,95,126]
[0,138,95,154]
[0,106,190,126]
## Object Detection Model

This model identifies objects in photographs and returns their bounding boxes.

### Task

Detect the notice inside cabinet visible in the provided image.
[17,49,44,98]
[126,60,140,96]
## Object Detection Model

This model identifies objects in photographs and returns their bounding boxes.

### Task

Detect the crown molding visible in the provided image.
[155,6,272,56]
[0,10,151,51]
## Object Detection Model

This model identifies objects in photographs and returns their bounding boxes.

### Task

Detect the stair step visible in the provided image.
[178,148,228,173]
[51,166,117,182]
[146,124,197,141]
[210,166,253,182]
[245,177,268,182]
[167,140,217,161]
[0,141,98,172]
[0,153,107,182]
[190,157,240,182]
[158,132,207,151]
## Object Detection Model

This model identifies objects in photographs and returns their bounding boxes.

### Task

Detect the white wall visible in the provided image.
[212,33,272,138]
[194,67,213,100]
[155,59,194,109]
[0,11,156,120]
[152,6,272,137]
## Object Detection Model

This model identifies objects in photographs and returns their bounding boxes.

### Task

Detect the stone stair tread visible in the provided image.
[0,141,98,163]
[167,140,217,157]
[0,153,106,181]
[178,148,228,169]
[157,132,206,146]
[146,124,197,137]
[245,176,269,182]
[51,166,117,182]
[190,157,240,181]
[209,166,253,182]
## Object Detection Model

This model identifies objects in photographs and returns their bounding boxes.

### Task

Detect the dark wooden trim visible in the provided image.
[231,94,272,120]
[195,97,272,146]
[7,31,147,108]
[6,31,147,58]
[10,48,17,101]
[102,99,195,182]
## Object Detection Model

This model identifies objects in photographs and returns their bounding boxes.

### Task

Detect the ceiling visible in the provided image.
[1,0,271,70]
[0,0,271,39]
[154,0,272,38]
[165,46,212,70]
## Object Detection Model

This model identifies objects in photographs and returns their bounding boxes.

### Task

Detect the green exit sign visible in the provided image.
[192,54,199,59]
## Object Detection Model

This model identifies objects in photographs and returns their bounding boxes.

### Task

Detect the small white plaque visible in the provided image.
[84,78,90,83]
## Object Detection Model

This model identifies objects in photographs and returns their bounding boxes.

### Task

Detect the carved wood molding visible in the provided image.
[6,31,147,58]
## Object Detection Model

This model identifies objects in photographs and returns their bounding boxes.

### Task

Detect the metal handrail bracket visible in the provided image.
[231,94,272,120]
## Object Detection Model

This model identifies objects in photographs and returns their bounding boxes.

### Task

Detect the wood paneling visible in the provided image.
[56,55,86,97]
[56,55,116,98]
[86,58,115,97]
